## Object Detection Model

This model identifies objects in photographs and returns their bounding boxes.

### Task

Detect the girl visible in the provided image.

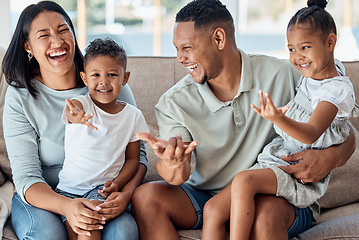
[231,0,358,239]
[202,0,358,239]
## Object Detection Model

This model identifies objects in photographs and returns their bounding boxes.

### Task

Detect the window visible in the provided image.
[5,0,359,61]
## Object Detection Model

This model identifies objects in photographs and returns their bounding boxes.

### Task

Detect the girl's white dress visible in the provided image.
[250,75,358,208]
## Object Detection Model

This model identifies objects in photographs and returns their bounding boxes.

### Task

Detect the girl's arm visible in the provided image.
[251,91,338,144]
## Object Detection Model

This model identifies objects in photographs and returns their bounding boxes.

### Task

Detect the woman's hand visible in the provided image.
[97,191,132,220]
[63,198,106,236]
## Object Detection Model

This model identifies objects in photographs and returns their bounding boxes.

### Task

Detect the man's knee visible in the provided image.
[132,181,168,218]
[252,195,295,237]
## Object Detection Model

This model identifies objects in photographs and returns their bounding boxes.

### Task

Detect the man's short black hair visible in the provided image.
[175,0,233,30]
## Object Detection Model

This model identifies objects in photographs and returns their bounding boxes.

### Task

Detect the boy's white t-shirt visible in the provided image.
[57,95,149,195]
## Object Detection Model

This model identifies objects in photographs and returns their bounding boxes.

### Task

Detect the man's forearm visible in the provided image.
[333,125,355,167]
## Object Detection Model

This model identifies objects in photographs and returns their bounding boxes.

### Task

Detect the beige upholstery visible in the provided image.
[1,56,359,239]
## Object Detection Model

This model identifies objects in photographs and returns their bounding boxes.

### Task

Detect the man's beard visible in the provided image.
[198,58,223,85]
[200,74,208,85]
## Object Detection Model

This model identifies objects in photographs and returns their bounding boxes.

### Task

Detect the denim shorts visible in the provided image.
[56,185,106,222]
[287,206,313,238]
[180,183,312,237]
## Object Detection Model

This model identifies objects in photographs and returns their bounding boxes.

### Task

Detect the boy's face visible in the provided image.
[81,55,129,107]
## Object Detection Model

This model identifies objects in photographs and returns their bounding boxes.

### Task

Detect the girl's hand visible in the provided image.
[63,198,106,236]
[97,191,132,220]
[65,98,97,130]
[251,90,289,123]
[98,180,120,198]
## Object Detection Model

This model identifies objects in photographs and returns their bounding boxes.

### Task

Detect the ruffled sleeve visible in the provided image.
[311,77,356,118]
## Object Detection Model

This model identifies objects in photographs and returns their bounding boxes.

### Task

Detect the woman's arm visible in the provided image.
[25,182,105,236]
[3,88,106,235]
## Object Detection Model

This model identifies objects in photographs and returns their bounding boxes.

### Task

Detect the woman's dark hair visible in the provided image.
[287,0,337,36]
[175,0,233,31]
[84,38,127,72]
[1,1,84,98]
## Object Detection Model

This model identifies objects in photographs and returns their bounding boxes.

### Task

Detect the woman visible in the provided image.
[1,1,147,239]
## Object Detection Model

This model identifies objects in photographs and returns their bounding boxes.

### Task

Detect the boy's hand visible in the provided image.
[251,90,289,123]
[65,98,97,130]
[98,180,119,198]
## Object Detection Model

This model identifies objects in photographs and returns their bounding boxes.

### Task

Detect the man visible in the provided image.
[132,0,355,239]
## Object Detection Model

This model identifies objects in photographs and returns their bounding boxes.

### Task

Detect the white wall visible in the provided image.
[0,0,11,49]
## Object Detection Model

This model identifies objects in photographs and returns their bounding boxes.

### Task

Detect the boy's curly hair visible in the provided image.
[84,38,127,71]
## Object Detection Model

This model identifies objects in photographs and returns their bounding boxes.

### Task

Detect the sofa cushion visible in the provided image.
[317,123,359,209]
[0,48,11,186]
[291,214,359,240]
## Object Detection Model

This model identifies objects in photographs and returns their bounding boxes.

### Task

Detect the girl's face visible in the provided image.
[287,23,337,80]
[80,55,129,113]
[24,11,76,83]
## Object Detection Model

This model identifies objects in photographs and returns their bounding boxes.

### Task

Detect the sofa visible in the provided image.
[1,52,359,239]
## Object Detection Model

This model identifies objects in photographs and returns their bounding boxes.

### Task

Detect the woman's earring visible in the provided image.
[28,53,33,61]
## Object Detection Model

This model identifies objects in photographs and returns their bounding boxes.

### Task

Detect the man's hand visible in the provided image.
[136,132,197,164]
[65,98,97,130]
[279,149,336,184]
[136,132,198,184]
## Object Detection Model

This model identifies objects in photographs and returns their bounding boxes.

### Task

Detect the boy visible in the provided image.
[57,38,148,240]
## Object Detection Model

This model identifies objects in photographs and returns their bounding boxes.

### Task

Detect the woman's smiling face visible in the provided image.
[24,10,76,79]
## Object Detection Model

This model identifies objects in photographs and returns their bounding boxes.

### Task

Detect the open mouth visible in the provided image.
[186,63,199,74]
[97,89,112,93]
[48,49,67,61]
[299,62,311,68]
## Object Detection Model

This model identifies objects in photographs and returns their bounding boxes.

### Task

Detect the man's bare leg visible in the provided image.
[132,180,198,240]
[250,195,295,240]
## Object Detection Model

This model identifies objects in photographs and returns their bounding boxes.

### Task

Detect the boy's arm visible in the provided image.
[97,141,143,219]
[111,140,140,191]
[64,98,97,130]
